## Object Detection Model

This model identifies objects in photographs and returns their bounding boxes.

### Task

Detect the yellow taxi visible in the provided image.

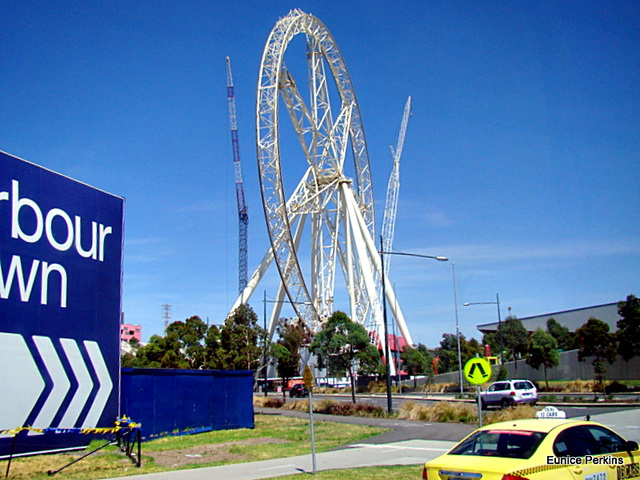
[422,417,640,480]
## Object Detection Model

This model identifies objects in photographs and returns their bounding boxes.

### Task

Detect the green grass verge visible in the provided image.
[1,414,388,479]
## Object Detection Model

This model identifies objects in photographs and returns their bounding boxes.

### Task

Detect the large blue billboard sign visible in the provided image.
[0,151,124,457]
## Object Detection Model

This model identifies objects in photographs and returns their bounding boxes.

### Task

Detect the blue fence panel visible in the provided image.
[120,368,255,440]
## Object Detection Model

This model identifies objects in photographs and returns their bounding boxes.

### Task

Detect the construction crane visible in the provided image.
[381,95,411,272]
[378,96,411,378]
[226,56,249,294]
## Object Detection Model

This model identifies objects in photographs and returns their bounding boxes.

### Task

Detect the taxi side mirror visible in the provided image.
[623,440,639,451]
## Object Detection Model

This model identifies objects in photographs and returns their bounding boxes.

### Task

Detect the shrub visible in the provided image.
[605,381,628,394]
[254,396,285,408]
[565,379,597,392]
[398,401,477,423]
[282,400,309,412]
[353,403,385,418]
[484,405,538,425]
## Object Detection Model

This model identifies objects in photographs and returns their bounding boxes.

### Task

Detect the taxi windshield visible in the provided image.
[450,429,546,459]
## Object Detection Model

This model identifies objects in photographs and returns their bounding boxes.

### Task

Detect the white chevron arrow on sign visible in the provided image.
[0,333,114,434]
[30,336,71,435]
[58,338,94,429]
[82,340,113,428]
[0,333,45,437]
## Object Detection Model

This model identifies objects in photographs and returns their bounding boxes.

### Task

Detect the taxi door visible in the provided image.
[552,425,640,480]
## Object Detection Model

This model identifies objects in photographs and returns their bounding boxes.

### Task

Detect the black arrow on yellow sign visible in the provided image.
[468,362,487,379]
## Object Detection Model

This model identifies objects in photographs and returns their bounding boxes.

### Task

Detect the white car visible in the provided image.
[480,379,537,409]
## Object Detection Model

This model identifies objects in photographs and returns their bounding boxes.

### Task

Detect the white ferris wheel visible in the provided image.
[230,9,413,355]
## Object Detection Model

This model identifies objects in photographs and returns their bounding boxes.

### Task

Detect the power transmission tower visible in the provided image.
[162,304,171,330]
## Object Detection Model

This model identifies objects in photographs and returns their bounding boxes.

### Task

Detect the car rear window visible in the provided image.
[449,430,546,459]
[513,381,534,390]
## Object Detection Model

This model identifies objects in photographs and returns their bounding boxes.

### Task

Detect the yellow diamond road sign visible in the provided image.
[463,357,492,385]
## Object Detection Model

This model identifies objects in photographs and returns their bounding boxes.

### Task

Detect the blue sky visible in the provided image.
[2,1,638,347]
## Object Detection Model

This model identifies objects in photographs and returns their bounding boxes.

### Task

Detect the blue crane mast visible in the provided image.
[225,56,249,293]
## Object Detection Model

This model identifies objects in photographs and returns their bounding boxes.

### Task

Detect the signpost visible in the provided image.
[464,357,492,428]
[0,151,124,457]
[303,365,317,475]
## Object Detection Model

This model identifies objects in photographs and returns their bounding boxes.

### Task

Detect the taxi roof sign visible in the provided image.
[535,406,566,419]
[463,357,492,385]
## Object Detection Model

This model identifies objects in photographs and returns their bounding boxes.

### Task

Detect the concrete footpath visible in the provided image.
[106,407,640,480]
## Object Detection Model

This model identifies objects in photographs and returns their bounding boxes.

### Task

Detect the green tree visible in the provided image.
[462,337,483,365]
[435,333,482,375]
[617,294,640,361]
[310,311,371,403]
[434,333,459,374]
[416,344,435,384]
[401,346,429,388]
[165,316,209,368]
[526,328,559,389]
[500,316,528,370]
[481,331,500,359]
[271,319,308,399]
[121,337,140,368]
[203,325,223,369]
[546,318,574,351]
[133,333,190,368]
[576,317,617,395]
[219,304,265,371]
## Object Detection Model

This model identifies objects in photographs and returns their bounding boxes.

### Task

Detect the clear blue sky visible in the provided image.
[2,1,638,347]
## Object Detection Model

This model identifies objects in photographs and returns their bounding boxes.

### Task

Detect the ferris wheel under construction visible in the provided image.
[229,9,413,361]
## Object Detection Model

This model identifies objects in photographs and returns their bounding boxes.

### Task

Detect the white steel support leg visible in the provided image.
[342,185,414,347]
[232,247,275,312]
[341,187,357,323]
[341,184,396,376]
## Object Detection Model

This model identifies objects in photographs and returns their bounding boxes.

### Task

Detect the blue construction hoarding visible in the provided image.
[0,151,124,457]
[121,368,255,440]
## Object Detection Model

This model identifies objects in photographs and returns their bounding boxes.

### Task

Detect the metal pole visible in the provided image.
[309,389,317,475]
[452,262,463,397]
[496,293,504,364]
[380,236,393,414]
[477,385,483,428]
[263,290,268,397]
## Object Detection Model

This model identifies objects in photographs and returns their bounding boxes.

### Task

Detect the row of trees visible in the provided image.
[122,306,386,403]
[396,294,640,391]
[123,294,639,397]
[122,304,264,371]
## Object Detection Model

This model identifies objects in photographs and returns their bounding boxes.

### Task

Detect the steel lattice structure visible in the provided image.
[225,56,249,293]
[382,96,411,274]
[230,9,412,352]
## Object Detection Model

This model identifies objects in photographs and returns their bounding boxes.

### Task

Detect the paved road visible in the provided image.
[310,392,640,420]
[105,405,640,480]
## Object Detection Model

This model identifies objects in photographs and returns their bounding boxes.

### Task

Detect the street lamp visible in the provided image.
[464,293,504,364]
[379,237,448,414]
[451,262,464,397]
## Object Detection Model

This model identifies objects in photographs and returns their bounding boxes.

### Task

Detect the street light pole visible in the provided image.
[378,241,448,414]
[452,262,464,397]
[464,294,504,364]
[379,236,393,414]
[496,293,503,365]
[263,290,268,397]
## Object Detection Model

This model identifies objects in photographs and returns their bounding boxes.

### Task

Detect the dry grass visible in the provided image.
[398,401,477,423]
[483,405,539,424]
[419,382,459,393]
[398,401,540,425]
